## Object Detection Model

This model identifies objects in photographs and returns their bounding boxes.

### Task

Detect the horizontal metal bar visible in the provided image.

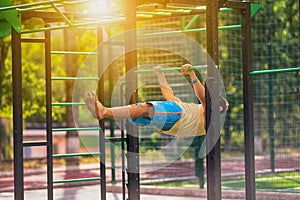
[0,0,95,12]
[250,67,300,75]
[105,137,123,143]
[23,141,48,147]
[138,11,172,17]
[21,18,125,34]
[143,24,241,36]
[53,152,100,158]
[51,77,99,80]
[0,0,61,12]
[21,38,46,43]
[18,5,57,12]
[165,0,206,6]
[155,8,192,15]
[135,65,207,73]
[52,102,85,106]
[52,127,101,132]
[51,51,98,55]
[53,177,101,184]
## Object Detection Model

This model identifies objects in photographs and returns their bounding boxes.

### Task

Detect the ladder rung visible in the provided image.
[23,141,48,147]
[52,127,101,132]
[51,77,99,81]
[53,177,101,184]
[52,102,86,106]
[51,51,98,55]
[53,152,101,158]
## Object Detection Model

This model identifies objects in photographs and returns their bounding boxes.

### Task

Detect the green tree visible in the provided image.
[0,37,12,160]
[252,0,299,147]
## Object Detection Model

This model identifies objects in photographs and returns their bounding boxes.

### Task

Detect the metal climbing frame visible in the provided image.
[2,0,259,200]
[11,22,104,200]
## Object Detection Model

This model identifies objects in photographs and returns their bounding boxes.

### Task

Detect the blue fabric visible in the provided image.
[128,100,182,130]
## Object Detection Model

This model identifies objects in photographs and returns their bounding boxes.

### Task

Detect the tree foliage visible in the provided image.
[0,0,298,159]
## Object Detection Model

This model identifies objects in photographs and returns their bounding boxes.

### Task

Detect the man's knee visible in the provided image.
[130,103,152,118]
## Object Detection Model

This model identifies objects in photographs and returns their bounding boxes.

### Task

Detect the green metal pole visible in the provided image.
[110,119,116,184]
[143,24,241,36]
[135,65,207,73]
[194,136,205,188]
[267,44,275,173]
[183,15,200,30]
[249,67,300,75]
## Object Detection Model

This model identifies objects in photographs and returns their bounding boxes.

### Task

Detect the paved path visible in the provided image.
[0,185,209,200]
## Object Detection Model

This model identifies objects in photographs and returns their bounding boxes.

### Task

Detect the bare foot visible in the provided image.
[84,92,106,119]
[84,92,97,118]
[93,93,106,120]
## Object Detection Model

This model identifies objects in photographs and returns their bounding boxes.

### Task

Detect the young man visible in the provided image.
[84,64,228,137]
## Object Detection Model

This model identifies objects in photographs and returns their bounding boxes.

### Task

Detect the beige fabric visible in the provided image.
[157,102,206,137]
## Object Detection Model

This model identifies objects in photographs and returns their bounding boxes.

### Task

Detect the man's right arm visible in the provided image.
[154,66,181,102]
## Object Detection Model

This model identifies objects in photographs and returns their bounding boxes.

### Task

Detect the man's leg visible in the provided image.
[84,92,153,120]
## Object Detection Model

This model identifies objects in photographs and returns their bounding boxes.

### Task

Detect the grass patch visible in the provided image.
[149,171,300,193]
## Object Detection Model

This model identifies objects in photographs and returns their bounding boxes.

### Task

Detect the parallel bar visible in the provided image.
[53,177,101,184]
[249,67,300,75]
[51,77,99,80]
[53,152,100,158]
[23,141,48,147]
[52,102,85,106]
[135,65,207,73]
[51,51,98,55]
[52,127,101,132]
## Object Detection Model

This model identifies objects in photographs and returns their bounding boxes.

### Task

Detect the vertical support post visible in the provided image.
[12,27,24,200]
[206,0,221,199]
[45,27,53,200]
[194,136,205,188]
[110,119,116,184]
[267,44,275,173]
[242,2,256,200]
[125,0,140,199]
[97,26,106,200]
